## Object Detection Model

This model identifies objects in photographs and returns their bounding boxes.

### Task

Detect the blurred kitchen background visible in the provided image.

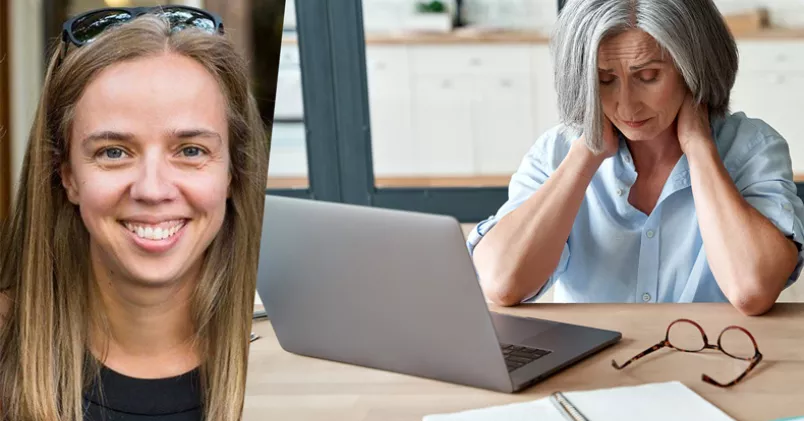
[269,0,804,192]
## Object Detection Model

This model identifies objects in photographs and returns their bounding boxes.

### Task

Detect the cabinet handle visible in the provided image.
[441,80,452,89]
[771,74,786,84]
[777,54,788,62]
[470,58,482,66]
[500,79,512,88]
[375,62,386,70]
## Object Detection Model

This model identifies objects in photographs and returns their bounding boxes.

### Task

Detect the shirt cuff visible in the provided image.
[466,215,499,256]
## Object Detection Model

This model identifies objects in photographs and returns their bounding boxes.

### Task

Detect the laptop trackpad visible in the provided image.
[489,312,560,344]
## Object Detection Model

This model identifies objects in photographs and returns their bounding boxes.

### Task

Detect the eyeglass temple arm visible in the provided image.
[611,340,668,370]
[702,352,763,387]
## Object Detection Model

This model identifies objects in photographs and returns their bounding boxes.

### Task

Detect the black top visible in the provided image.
[83,364,202,421]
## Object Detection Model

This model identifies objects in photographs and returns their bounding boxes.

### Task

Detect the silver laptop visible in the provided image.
[256,195,621,393]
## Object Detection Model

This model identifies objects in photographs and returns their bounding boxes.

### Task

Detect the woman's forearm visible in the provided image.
[473,141,605,306]
[686,139,798,316]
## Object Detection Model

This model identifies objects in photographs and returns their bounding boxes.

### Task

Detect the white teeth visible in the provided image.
[124,220,185,241]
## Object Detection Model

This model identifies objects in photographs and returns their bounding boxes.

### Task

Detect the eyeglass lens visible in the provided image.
[667,320,756,359]
[71,11,133,45]
[160,8,216,33]
[71,8,216,45]
[719,327,756,359]
[668,320,706,351]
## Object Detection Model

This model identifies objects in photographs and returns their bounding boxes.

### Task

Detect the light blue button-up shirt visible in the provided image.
[467,112,804,303]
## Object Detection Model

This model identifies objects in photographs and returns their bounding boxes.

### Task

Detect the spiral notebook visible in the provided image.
[423,381,735,421]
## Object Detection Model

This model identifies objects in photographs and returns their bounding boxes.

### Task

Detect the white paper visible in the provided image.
[423,397,567,421]
[423,382,735,421]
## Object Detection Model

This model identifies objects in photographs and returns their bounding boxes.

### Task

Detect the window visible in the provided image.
[267,0,511,222]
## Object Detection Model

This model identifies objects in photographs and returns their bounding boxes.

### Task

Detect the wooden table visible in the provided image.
[244,303,804,421]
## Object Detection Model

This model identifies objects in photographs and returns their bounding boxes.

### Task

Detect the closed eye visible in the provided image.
[599,74,616,85]
[637,69,659,83]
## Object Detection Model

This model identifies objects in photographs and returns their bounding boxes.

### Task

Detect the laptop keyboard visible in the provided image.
[500,343,551,372]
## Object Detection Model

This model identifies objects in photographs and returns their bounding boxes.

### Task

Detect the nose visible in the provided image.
[617,80,643,119]
[129,152,179,203]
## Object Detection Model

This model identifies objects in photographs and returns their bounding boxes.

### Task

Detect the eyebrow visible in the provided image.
[172,129,223,144]
[80,129,223,146]
[81,131,134,146]
[598,59,665,73]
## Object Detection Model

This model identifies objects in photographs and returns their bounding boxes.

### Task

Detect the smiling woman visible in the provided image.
[0,7,270,421]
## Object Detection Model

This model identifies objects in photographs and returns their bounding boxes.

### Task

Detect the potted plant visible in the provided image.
[408,0,453,33]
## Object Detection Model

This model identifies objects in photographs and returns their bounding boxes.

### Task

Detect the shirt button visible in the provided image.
[646,230,655,238]
[624,155,631,164]
[784,203,793,211]
[642,293,651,302]
[616,188,624,196]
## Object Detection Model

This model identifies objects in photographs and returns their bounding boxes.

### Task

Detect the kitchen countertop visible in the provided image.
[281,27,804,45]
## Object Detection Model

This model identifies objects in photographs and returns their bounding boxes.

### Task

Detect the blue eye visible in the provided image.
[180,146,206,158]
[181,146,204,157]
[101,147,127,159]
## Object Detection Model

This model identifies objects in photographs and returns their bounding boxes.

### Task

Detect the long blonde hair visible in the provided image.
[0,14,269,421]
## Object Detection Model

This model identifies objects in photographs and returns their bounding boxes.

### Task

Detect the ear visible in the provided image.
[60,162,80,205]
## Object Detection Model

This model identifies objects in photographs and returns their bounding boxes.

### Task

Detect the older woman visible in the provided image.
[469,0,804,316]
[0,7,270,421]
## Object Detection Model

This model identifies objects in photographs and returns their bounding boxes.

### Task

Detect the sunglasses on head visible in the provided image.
[59,5,224,61]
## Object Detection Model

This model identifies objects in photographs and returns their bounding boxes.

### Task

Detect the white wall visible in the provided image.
[9,0,43,196]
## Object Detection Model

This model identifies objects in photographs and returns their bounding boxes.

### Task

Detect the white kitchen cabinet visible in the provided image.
[472,72,536,174]
[365,46,418,176]
[364,42,557,179]
[407,44,536,176]
[731,70,804,173]
[732,40,804,173]
[737,40,804,72]
[409,44,532,76]
[411,74,477,175]
[358,38,804,181]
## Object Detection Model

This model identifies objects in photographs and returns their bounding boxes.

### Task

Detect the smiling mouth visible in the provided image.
[121,220,187,241]
[623,118,651,128]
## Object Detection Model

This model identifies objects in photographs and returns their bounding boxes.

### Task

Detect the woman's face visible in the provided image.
[597,29,688,142]
[63,52,231,287]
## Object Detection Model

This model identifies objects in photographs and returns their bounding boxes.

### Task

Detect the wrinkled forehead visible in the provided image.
[597,29,665,68]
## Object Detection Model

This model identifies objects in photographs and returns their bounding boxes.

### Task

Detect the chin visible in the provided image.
[122,260,196,287]
[617,127,660,142]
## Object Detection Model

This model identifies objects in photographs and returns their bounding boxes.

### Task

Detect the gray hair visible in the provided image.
[551,0,738,153]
